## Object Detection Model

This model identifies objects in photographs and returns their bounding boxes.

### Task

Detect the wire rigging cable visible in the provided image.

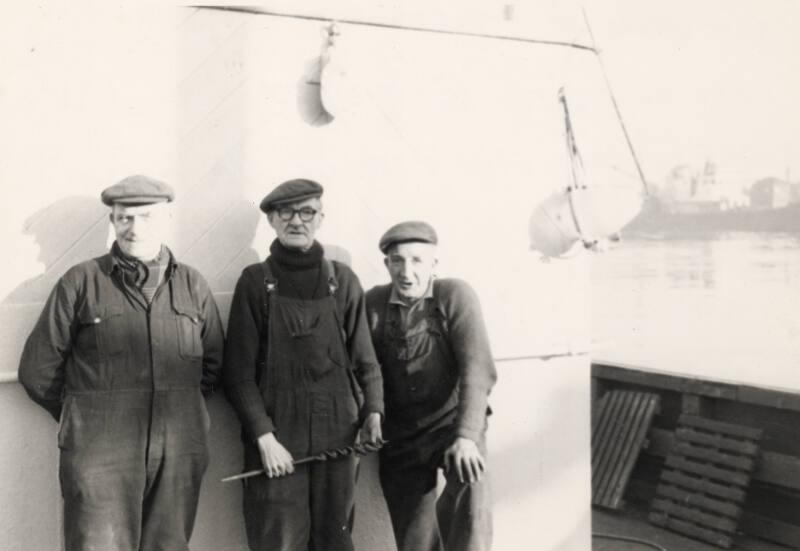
[193,5,598,53]
[581,8,650,195]
[193,4,649,196]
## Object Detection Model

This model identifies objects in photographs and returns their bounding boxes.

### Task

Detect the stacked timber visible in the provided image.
[649,415,762,548]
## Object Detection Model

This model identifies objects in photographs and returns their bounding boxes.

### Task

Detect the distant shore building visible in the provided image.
[749,177,794,209]
[659,161,727,214]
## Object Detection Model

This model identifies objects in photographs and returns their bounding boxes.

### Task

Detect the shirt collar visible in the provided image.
[106,243,177,274]
[388,278,435,307]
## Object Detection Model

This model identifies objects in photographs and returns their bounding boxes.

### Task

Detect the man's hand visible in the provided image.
[443,437,485,484]
[358,412,383,447]
[256,432,295,478]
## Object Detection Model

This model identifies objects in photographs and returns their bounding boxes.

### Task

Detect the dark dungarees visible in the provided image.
[242,261,361,551]
[377,286,493,551]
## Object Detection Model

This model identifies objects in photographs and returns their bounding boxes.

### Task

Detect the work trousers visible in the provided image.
[379,435,492,551]
[242,443,358,551]
[59,391,210,551]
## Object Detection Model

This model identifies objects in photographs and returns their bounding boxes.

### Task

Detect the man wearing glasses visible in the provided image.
[224,178,384,551]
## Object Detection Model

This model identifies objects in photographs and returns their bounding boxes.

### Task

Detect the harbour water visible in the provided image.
[591,232,800,392]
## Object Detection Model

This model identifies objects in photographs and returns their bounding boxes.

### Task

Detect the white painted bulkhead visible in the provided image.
[0,3,642,549]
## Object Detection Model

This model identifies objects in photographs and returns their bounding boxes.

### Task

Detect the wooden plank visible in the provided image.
[591,391,624,475]
[676,427,760,456]
[649,512,734,548]
[591,390,629,497]
[592,362,739,399]
[661,470,746,502]
[679,414,763,441]
[595,391,642,506]
[665,456,751,487]
[672,442,756,471]
[740,512,800,549]
[595,391,637,505]
[594,391,632,501]
[601,393,658,508]
[590,393,612,455]
[682,394,705,416]
[592,361,800,413]
[747,449,800,490]
[646,427,800,491]
[656,484,742,518]
[651,498,738,533]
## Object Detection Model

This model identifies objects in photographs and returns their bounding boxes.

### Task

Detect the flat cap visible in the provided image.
[260,178,323,213]
[379,221,438,254]
[101,175,174,206]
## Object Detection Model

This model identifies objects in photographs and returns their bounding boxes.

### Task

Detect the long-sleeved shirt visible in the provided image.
[366,278,496,444]
[18,246,224,420]
[223,244,384,442]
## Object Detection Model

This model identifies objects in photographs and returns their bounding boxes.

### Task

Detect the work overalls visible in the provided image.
[376,285,493,551]
[242,259,361,551]
[55,255,214,551]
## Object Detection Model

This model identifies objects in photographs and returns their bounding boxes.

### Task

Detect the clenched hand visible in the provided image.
[257,432,295,478]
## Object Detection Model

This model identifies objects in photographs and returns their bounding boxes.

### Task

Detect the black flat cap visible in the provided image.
[379,221,438,254]
[260,178,324,213]
[101,175,174,206]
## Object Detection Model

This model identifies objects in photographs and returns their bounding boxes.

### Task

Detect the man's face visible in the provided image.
[268,197,323,251]
[110,202,169,260]
[384,242,438,302]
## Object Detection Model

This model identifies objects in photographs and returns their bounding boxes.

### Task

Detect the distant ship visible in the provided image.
[623,167,800,235]
[623,197,800,235]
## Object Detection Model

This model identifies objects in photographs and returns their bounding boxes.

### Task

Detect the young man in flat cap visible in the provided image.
[224,178,383,551]
[18,175,224,551]
[366,221,497,551]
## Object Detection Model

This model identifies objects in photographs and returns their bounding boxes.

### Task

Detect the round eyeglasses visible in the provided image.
[276,206,318,222]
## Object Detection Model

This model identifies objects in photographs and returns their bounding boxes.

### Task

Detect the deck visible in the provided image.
[593,508,792,551]
[592,361,800,550]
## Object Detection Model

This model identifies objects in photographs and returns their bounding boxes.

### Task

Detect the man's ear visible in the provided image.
[383,256,390,270]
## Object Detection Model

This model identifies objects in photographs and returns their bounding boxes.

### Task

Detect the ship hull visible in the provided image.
[623,200,800,235]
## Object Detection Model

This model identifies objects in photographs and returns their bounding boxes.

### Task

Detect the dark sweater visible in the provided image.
[223,240,384,440]
[366,278,496,443]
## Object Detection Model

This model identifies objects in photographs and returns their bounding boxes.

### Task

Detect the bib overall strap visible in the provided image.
[259,259,278,319]
[324,258,338,297]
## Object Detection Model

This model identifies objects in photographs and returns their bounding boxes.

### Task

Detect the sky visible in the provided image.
[586,0,800,192]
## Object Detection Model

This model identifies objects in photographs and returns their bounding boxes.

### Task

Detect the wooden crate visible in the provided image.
[649,415,763,548]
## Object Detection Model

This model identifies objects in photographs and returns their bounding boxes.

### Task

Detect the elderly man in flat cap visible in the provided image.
[223,178,383,551]
[366,221,497,551]
[18,175,224,551]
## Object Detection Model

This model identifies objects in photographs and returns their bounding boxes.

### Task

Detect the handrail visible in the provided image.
[0,371,19,384]
[0,347,594,385]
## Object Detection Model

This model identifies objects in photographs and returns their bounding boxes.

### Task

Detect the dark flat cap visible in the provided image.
[379,221,438,254]
[101,175,174,206]
[260,178,323,213]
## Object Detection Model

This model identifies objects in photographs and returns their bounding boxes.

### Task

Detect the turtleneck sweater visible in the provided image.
[267,239,325,300]
[223,238,385,441]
